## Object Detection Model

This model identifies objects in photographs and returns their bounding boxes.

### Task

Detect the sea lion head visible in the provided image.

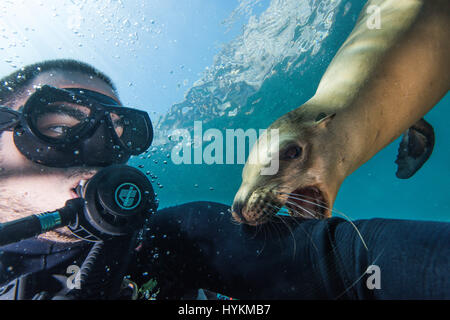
[232,108,345,225]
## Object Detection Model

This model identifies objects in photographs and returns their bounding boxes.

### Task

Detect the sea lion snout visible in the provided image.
[231,184,250,223]
[232,185,280,225]
[231,197,246,223]
[231,109,343,225]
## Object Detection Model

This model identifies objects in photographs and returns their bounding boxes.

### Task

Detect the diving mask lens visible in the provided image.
[30,100,92,140]
[25,86,152,153]
[106,106,151,153]
[11,85,153,167]
[63,87,153,154]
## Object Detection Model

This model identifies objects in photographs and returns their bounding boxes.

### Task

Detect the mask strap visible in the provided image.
[0,106,21,132]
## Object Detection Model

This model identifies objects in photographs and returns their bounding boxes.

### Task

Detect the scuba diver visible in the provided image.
[0,59,448,300]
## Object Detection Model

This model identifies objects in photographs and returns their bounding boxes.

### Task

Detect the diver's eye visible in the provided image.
[282,145,302,160]
[44,125,70,138]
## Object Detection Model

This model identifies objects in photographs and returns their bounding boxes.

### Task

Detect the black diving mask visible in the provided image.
[0,85,153,167]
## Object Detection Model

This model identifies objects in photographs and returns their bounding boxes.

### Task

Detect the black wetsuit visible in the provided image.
[0,202,449,299]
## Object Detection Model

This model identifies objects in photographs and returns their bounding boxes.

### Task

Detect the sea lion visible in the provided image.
[232,0,449,225]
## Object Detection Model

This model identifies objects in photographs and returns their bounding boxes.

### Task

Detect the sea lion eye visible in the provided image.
[282,145,302,160]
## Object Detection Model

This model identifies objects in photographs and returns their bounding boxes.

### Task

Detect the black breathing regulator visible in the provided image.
[70,165,157,242]
[0,165,157,246]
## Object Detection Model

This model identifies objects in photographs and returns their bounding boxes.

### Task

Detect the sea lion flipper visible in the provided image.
[395,118,435,179]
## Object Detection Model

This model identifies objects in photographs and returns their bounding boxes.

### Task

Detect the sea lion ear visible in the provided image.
[315,112,336,128]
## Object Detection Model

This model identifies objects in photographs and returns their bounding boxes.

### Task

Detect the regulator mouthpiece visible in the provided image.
[69,165,157,242]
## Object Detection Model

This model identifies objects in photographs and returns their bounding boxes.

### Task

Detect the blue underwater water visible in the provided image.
[0,0,448,222]
[131,0,450,222]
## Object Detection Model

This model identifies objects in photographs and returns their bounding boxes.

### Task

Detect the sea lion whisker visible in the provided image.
[283,202,316,219]
[265,214,285,248]
[272,214,297,259]
[278,192,331,213]
[335,250,384,299]
[274,195,369,250]
[265,202,320,254]
[266,203,284,214]
[229,215,242,225]
[255,222,265,238]
[280,194,368,250]
[328,210,369,251]
[268,214,288,229]
[284,200,319,219]
[247,216,263,238]
[257,211,271,255]
[266,203,283,212]
[266,202,310,219]
[278,192,334,216]
[276,190,329,207]
[269,203,310,220]
[275,214,320,254]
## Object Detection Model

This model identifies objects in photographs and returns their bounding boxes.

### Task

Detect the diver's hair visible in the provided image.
[0,59,118,109]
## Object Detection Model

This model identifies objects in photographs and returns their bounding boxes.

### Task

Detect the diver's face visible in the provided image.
[0,70,120,222]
